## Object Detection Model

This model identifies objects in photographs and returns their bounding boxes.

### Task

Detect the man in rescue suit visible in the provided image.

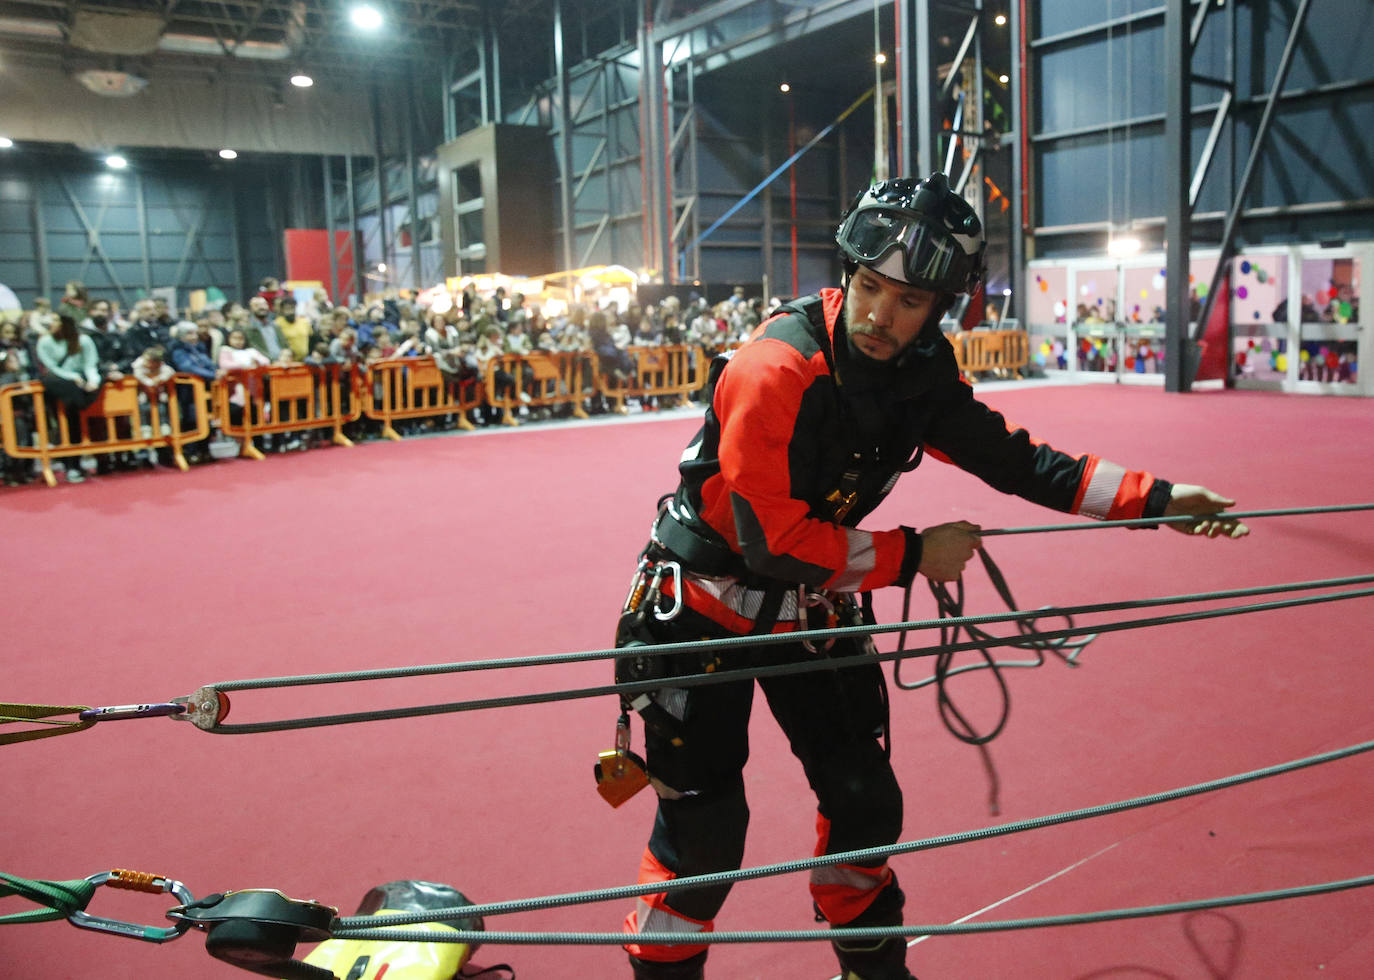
[615,173,1248,980]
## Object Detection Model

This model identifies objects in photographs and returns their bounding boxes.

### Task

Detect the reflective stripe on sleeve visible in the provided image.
[830,528,878,592]
[1076,458,1127,520]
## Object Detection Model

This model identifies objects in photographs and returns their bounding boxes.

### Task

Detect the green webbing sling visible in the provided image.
[0,872,96,925]
[0,703,95,746]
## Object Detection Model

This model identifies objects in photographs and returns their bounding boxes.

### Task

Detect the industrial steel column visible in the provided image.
[1009,0,1025,322]
[1164,0,1191,392]
[323,155,339,302]
[554,0,576,275]
[895,0,936,177]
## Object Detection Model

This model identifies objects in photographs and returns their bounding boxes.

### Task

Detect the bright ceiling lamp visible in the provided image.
[0,137,13,149]
[219,149,238,160]
[105,154,128,169]
[1107,236,1142,258]
[350,4,383,30]
[290,73,314,88]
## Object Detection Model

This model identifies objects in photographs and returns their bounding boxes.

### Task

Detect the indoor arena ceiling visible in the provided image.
[0,0,584,79]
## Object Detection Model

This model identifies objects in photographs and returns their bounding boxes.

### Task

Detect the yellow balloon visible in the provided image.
[1275,354,1287,371]
[1300,349,1310,362]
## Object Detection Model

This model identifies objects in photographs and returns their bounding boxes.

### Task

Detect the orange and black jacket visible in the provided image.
[654,288,1172,630]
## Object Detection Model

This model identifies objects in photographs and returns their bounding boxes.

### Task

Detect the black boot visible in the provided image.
[830,877,915,980]
[628,950,707,979]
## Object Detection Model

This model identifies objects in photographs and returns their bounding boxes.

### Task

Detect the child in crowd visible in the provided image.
[131,346,174,449]
[0,326,34,485]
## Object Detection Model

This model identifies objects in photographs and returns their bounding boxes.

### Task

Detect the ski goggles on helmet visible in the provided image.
[835,175,985,294]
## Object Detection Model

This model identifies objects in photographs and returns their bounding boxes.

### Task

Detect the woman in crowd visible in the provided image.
[35,314,101,482]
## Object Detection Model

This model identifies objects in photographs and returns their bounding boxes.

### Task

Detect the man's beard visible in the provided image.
[842,287,903,359]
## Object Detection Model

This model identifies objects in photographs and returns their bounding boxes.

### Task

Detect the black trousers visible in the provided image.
[633,605,903,927]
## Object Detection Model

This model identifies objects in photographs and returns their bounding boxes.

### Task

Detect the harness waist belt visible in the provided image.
[652,509,744,578]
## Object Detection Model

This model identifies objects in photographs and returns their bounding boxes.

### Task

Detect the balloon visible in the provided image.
[1039,279,1049,292]
[1253,310,1261,319]
[1241,260,1251,274]
[1035,274,1042,283]
[1236,285,1248,299]
[1255,268,1268,283]
[1300,349,1310,362]
[1275,353,1287,371]
[1139,289,1148,299]
[1196,283,1208,297]
[1337,300,1353,321]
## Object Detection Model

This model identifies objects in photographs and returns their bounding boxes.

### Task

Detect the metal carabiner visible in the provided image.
[68,870,195,943]
[800,589,837,654]
[653,560,683,622]
[77,702,188,723]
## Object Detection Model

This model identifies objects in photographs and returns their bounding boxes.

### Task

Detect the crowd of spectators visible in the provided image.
[0,276,778,486]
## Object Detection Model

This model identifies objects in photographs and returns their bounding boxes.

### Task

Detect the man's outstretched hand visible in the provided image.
[1163,484,1250,539]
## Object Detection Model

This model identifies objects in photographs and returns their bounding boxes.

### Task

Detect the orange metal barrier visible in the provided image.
[364,356,482,439]
[597,345,702,413]
[218,364,358,460]
[482,351,593,427]
[0,375,210,486]
[953,329,1030,381]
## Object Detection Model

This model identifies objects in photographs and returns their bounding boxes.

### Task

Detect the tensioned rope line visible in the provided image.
[204,574,1374,694]
[980,502,1374,536]
[335,736,1374,932]
[334,874,1374,946]
[189,580,1374,734]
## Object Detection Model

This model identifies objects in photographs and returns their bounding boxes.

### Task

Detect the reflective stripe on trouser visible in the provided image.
[623,847,713,962]
[810,812,894,924]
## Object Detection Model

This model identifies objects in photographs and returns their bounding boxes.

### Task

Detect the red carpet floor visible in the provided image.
[3,384,1373,979]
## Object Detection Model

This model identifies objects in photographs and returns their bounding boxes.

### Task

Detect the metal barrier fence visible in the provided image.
[365,357,481,439]
[482,351,595,427]
[0,376,211,486]
[217,364,359,460]
[953,329,1030,381]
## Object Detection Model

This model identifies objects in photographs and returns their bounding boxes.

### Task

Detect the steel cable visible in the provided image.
[333,872,1374,944]
[198,579,1374,733]
[336,736,1374,931]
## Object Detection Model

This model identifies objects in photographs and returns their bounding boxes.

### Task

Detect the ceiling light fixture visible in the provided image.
[105,154,128,169]
[779,82,791,93]
[874,53,887,65]
[994,13,1008,26]
[290,73,314,88]
[0,137,13,149]
[350,5,384,30]
[219,149,238,160]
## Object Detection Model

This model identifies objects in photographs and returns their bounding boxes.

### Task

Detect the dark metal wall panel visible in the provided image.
[0,153,287,308]
[1035,0,1166,38]
[1033,0,1374,257]
[1238,0,1374,98]
[1238,89,1374,210]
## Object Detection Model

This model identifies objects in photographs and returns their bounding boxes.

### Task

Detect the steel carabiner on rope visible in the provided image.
[67,870,195,943]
